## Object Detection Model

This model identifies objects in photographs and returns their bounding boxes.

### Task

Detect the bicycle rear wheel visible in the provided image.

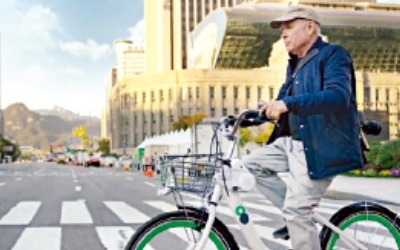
[125,209,239,250]
[320,201,400,250]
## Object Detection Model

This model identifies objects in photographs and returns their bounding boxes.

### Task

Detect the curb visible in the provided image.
[323,190,400,206]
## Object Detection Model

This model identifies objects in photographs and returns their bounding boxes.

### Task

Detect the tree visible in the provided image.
[97,138,110,155]
[238,128,252,147]
[171,112,206,131]
[253,123,276,145]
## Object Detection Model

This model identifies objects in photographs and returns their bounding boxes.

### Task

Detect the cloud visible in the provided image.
[60,39,111,61]
[0,4,62,61]
[128,19,145,45]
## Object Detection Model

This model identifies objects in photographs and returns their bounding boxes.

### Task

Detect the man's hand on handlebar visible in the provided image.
[259,100,288,121]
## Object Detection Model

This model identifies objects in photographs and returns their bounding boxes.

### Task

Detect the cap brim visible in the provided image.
[270,16,296,29]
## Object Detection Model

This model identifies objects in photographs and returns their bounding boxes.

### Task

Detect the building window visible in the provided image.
[257,86,262,101]
[269,87,274,100]
[222,108,228,116]
[376,88,380,102]
[160,90,164,102]
[133,92,137,104]
[386,88,390,101]
[210,107,215,117]
[246,87,250,99]
[188,87,192,99]
[222,86,227,99]
[142,92,146,103]
[168,89,172,100]
[196,87,200,98]
[234,86,239,99]
[210,86,215,99]
[151,91,155,102]
[234,107,239,114]
[364,87,370,103]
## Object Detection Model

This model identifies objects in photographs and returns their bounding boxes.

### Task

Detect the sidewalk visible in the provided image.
[324,175,400,206]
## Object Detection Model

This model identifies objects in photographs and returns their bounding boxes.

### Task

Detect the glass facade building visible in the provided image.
[109,2,400,152]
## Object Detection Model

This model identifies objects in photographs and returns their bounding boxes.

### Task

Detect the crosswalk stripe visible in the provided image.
[96,226,135,250]
[241,202,281,215]
[228,224,292,248]
[314,206,338,215]
[169,228,218,249]
[0,182,6,187]
[0,201,41,225]
[145,201,177,212]
[60,201,93,224]
[105,201,150,223]
[12,227,61,250]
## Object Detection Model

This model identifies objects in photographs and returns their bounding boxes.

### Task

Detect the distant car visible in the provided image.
[103,156,117,167]
[117,156,132,169]
[85,156,101,167]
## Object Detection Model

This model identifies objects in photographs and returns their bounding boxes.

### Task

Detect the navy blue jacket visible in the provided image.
[277,37,363,180]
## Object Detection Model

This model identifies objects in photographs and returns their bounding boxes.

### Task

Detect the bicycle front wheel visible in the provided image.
[320,201,400,250]
[125,209,239,250]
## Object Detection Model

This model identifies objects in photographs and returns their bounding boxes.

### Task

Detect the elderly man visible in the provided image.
[239,5,362,250]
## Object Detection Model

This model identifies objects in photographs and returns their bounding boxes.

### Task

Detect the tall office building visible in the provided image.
[145,0,244,73]
[114,40,145,80]
[102,68,117,140]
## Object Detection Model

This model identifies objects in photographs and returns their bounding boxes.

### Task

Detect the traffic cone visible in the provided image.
[144,168,154,178]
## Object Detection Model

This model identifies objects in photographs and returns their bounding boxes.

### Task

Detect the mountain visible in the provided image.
[2,103,101,151]
[35,106,99,121]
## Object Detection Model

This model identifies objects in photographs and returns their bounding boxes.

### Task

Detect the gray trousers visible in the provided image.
[238,137,332,250]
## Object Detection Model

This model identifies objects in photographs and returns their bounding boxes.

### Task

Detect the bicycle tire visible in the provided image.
[125,209,240,250]
[320,201,400,250]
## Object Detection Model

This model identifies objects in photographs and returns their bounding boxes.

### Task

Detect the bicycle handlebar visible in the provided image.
[219,109,273,138]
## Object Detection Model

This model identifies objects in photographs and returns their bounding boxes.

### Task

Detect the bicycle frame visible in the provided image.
[193,110,368,250]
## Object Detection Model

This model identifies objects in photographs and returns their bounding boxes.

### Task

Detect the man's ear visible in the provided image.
[308,21,316,35]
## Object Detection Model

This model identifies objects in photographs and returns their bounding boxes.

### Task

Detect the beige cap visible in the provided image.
[270,6,320,29]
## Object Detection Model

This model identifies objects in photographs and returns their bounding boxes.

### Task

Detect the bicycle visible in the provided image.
[125,109,400,250]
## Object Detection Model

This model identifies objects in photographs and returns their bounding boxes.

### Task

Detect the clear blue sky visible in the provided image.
[0,0,399,117]
[0,0,144,117]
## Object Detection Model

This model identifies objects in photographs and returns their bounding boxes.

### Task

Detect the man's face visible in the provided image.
[280,19,314,57]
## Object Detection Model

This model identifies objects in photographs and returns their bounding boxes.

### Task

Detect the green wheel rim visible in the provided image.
[327,214,400,250]
[136,220,227,250]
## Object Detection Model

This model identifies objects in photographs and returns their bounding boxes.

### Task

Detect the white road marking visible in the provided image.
[60,201,93,224]
[144,181,156,187]
[145,201,177,212]
[0,201,41,225]
[227,224,292,248]
[0,182,6,187]
[75,186,82,192]
[104,202,150,223]
[12,227,61,250]
[96,226,135,250]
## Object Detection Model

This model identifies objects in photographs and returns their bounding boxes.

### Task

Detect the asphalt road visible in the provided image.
[0,162,398,250]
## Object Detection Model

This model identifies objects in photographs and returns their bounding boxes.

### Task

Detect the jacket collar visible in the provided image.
[288,36,325,70]
[289,36,324,59]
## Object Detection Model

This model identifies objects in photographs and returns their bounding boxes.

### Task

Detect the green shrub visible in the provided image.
[363,168,378,177]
